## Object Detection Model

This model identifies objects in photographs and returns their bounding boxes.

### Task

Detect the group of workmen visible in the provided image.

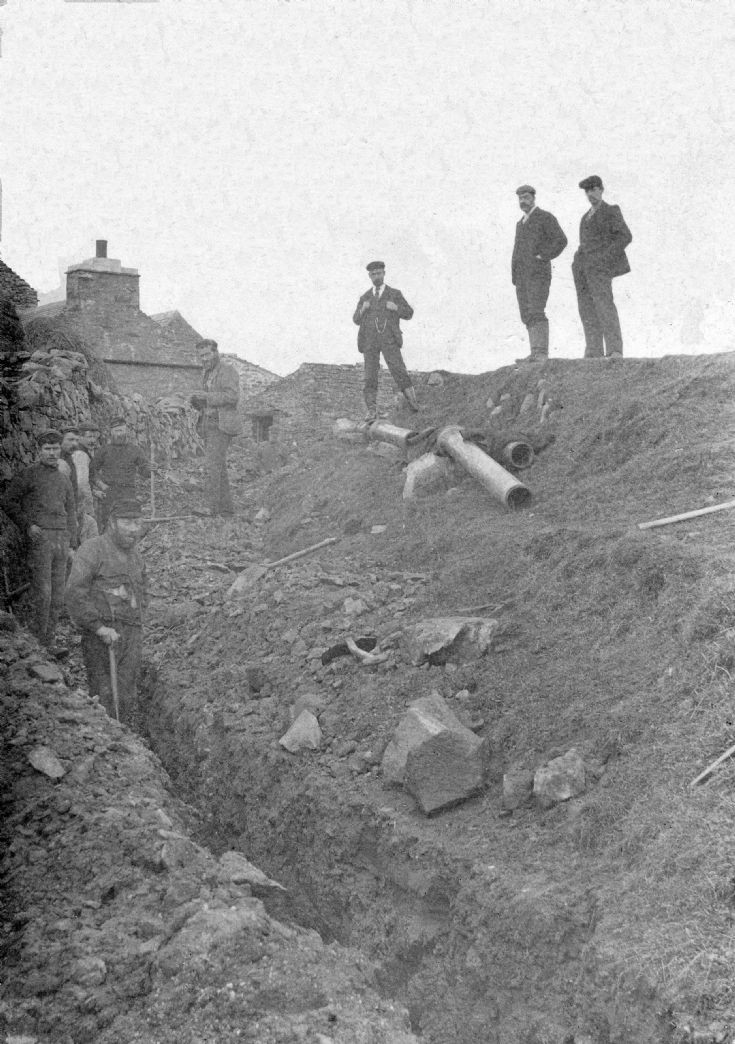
[4,337,241,726]
[353,174,633,419]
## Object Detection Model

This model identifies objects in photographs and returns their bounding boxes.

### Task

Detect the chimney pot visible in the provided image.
[96,240,108,259]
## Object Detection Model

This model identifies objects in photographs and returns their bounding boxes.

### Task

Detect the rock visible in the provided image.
[402,453,453,500]
[28,746,66,779]
[279,710,322,753]
[343,597,368,616]
[70,955,107,987]
[282,627,300,644]
[254,507,271,523]
[155,901,268,978]
[333,418,365,442]
[502,767,535,810]
[343,518,362,536]
[29,661,63,683]
[402,617,499,666]
[245,665,267,694]
[227,564,268,596]
[160,834,200,870]
[533,749,587,809]
[290,693,329,721]
[370,524,387,534]
[335,740,357,758]
[382,692,485,814]
[217,851,286,893]
[427,371,444,386]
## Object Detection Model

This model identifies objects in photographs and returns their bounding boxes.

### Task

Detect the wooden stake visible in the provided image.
[638,499,735,531]
[690,742,735,787]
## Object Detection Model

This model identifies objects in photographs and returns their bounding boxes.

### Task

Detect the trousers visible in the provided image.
[204,424,234,516]
[515,271,551,328]
[572,260,624,357]
[81,623,143,727]
[362,339,411,409]
[27,529,69,647]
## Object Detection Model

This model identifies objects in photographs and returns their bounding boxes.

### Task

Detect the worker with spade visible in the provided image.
[65,499,148,727]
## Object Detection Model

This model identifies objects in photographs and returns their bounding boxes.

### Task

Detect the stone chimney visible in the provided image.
[66,240,140,315]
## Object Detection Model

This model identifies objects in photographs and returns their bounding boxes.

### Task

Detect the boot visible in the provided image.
[402,385,420,412]
[528,320,549,360]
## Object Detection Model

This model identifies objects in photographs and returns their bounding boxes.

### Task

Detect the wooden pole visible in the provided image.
[266,537,338,569]
[150,441,156,518]
[638,498,735,531]
[690,741,735,787]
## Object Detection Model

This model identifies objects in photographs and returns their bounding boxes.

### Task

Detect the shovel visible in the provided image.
[108,644,120,722]
[227,536,338,597]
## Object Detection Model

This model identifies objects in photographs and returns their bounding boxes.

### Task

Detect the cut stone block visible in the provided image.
[382,692,485,814]
[402,616,499,666]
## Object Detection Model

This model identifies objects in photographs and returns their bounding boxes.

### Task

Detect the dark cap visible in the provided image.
[110,416,128,427]
[579,174,604,191]
[61,424,80,435]
[366,261,385,272]
[78,422,100,433]
[110,499,142,519]
[515,184,536,196]
[37,429,62,446]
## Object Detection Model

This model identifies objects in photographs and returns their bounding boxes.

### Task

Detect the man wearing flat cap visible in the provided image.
[511,185,568,361]
[572,175,632,358]
[66,498,148,727]
[353,262,418,421]
[5,430,78,651]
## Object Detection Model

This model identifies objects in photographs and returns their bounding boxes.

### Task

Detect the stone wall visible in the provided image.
[0,258,38,311]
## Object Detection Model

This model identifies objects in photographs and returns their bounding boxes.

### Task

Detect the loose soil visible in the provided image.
[4,355,735,1044]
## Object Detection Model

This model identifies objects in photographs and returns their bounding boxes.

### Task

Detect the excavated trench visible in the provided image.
[142,664,671,1044]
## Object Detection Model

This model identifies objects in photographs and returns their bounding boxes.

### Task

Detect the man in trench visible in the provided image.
[189,338,243,517]
[65,499,148,727]
[91,417,150,530]
[4,429,77,652]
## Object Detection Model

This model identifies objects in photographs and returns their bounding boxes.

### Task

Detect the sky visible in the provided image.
[1,0,734,376]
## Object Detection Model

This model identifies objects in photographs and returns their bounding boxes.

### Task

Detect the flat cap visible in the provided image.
[77,422,100,433]
[515,185,536,196]
[37,429,62,446]
[110,499,142,519]
[366,261,385,272]
[579,174,604,191]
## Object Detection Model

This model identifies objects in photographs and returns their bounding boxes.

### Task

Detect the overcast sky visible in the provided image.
[2,0,734,375]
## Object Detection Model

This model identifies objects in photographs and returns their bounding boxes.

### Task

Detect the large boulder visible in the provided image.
[402,453,453,500]
[382,692,486,815]
[402,616,499,666]
[533,749,587,809]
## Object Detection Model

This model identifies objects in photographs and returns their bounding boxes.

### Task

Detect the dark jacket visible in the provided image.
[511,208,568,285]
[574,200,632,277]
[5,463,77,544]
[91,443,150,491]
[352,285,413,354]
[66,532,147,632]
[202,359,243,436]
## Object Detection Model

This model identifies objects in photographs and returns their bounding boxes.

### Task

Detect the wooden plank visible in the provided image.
[690,741,735,787]
[638,498,735,531]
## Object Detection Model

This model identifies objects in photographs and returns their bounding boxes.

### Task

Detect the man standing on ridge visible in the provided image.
[66,499,147,727]
[353,261,418,422]
[511,185,568,361]
[5,429,77,652]
[572,175,632,358]
[189,338,242,518]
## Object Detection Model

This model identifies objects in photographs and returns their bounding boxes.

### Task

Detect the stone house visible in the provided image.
[242,362,430,446]
[22,241,279,403]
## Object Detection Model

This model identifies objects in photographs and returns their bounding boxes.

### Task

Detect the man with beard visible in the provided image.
[511,185,568,362]
[189,338,242,517]
[65,499,147,726]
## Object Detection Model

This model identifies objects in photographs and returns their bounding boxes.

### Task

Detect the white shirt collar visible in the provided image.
[521,205,537,224]
[373,284,384,297]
